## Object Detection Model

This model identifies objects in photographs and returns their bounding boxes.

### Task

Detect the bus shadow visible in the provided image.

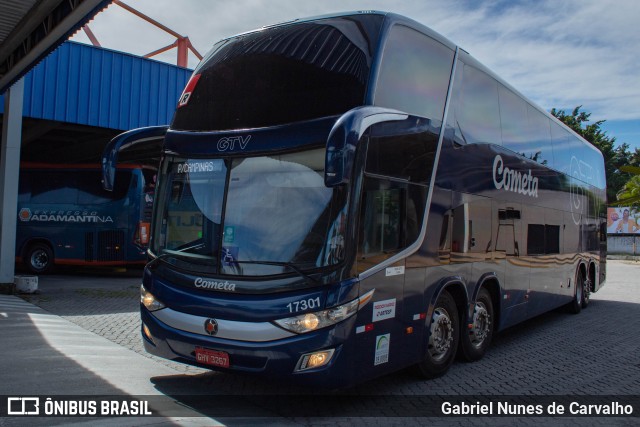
[149,298,640,417]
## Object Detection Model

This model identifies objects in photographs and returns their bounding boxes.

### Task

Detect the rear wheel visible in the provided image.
[582,269,593,309]
[567,269,584,314]
[25,243,54,274]
[416,290,459,378]
[459,288,494,362]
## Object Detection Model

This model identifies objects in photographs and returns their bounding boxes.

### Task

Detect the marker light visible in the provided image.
[140,284,165,311]
[274,290,374,334]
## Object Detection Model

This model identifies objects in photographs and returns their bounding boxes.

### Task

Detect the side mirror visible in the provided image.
[102,126,168,191]
[325,106,408,187]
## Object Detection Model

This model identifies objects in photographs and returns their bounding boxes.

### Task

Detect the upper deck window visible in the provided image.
[374,25,454,122]
[172,15,383,131]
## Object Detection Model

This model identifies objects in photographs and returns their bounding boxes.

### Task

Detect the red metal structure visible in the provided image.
[83,0,202,68]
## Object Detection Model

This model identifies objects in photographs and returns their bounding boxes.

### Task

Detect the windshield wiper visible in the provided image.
[229,260,320,285]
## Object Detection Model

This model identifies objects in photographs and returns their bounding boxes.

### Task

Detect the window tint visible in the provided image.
[22,170,131,204]
[550,122,581,175]
[374,25,454,122]
[356,177,426,272]
[498,85,553,167]
[27,172,78,204]
[526,105,553,166]
[527,224,560,255]
[77,171,131,204]
[455,64,501,145]
[365,119,439,183]
[172,15,383,131]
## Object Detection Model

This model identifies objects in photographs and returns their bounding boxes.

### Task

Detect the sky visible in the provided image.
[70,0,640,150]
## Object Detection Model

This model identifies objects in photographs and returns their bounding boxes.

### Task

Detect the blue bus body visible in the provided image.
[17,163,154,273]
[105,12,607,388]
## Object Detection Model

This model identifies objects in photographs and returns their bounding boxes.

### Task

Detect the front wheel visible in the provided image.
[25,243,54,274]
[416,290,459,378]
[459,288,494,362]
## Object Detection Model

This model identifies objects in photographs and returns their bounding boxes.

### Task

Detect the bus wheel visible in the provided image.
[459,288,493,362]
[567,269,584,314]
[25,243,54,274]
[582,272,593,309]
[416,290,459,378]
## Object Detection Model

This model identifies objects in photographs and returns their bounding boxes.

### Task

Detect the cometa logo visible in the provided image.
[492,154,539,198]
[18,208,32,222]
[194,278,237,292]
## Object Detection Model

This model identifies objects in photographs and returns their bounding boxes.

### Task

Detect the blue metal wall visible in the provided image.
[0,41,192,130]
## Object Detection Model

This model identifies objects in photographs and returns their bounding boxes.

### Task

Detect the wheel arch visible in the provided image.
[473,273,501,333]
[20,237,55,258]
[427,276,468,326]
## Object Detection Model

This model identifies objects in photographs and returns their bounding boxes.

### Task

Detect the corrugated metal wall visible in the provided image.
[0,41,192,130]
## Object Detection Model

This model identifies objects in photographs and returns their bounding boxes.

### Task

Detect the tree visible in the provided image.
[551,106,633,202]
[616,175,640,207]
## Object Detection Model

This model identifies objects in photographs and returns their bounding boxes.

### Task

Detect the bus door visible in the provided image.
[354,176,410,373]
[349,114,436,374]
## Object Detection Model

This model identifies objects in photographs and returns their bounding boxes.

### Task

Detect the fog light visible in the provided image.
[295,348,335,372]
[142,323,154,343]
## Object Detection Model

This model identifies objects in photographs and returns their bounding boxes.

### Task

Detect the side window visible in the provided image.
[455,64,501,145]
[357,121,429,273]
[360,185,403,255]
[498,85,554,166]
[29,172,78,204]
[366,120,439,184]
[77,171,131,204]
[357,177,427,273]
[526,224,560,255]
[374,25,454,123]
[18,173,31,203]
[526,105,553,167]
[550,122,582,175]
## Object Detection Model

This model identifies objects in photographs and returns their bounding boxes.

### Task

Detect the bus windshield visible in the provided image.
[152,148,348,276]
[171,15,383,131]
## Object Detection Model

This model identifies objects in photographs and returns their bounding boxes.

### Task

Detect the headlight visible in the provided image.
[140,284,165,311]
[274,290,374,334]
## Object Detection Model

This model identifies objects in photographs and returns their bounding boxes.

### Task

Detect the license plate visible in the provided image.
[195,347,230,368]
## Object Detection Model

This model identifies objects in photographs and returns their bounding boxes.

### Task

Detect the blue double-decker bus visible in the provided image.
[17,163,154,273]
[104,11,606,388]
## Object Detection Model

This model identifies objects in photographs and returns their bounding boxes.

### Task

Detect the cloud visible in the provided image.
[71,0,640,122]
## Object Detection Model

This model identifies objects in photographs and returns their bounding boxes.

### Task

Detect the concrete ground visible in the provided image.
[1,261,639,426]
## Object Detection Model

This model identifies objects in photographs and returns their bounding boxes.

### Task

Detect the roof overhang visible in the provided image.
[0,0,111,94]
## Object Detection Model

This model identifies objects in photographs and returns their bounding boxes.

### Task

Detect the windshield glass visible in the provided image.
[171,14,383,131]
[152,148,348,276]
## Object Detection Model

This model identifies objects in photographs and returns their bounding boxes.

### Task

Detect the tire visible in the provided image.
[567,269,584,314]
[582,269,593,309]
[459,288,494,362]
[416,290,459,378]
[25,243,54,274]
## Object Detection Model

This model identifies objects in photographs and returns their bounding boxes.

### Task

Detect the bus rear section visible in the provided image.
[16,163,154,273]
[105,11,606,389]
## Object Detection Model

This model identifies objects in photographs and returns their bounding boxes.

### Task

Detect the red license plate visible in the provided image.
[195,347,230,368]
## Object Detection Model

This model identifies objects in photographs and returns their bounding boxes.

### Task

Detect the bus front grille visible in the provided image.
[97,230,125,262]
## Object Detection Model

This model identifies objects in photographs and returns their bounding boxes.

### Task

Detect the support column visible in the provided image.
[0,78,24,289]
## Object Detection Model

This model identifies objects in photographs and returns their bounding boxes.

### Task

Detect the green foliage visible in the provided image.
[551,106,640,202]
[615,175,640,207]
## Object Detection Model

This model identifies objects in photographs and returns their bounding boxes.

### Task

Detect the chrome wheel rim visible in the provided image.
[470,301,491,348]
[429,308,454,362]
[30,249,49,270]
